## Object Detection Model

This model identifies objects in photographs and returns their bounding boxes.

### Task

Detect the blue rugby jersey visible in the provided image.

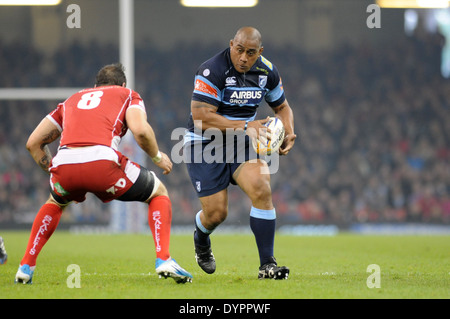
[185,48,285,143]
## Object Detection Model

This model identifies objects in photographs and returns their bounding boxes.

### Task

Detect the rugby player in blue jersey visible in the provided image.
[184,27,296,279]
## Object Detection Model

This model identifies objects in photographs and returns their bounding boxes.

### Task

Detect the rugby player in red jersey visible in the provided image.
[15,63,192,284]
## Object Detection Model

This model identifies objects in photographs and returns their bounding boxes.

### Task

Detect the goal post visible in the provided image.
[0,0,143,233]
[0,87,84,100]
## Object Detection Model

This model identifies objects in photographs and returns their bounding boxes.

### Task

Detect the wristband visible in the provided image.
[152,151,162,163]
[244,120,249,133]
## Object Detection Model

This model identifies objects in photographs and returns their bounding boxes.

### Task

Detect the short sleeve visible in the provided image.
[265,64,286,108]
[191,65,222,107]
[46,103,64,132]
[128,90,146,113]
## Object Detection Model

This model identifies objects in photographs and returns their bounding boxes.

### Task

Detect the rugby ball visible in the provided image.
[252,117,285,155]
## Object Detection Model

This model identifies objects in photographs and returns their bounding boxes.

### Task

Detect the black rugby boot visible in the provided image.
[194,230,216,274]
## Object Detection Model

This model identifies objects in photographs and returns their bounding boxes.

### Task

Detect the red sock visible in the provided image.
[148,195,172,260]
[21,203,62,267]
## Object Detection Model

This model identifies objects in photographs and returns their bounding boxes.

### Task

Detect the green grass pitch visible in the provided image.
[0,231,448,299]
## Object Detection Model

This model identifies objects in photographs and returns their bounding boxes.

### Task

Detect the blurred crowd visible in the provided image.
[0,32,449,228]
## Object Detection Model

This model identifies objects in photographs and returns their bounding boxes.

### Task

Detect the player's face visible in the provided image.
[229,39,263,73]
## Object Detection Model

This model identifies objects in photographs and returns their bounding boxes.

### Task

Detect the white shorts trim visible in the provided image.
[149,171,161,200]
[51,145,119,169]
[124,160,140,184]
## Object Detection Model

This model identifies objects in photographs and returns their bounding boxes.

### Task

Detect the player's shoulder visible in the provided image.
[254,55,280,76]
[87,85,131,93]
[253,55,282,89]
[82,85,139,98]
[67,86,141,107]
[259,55,274,71]
[197,48,231,78]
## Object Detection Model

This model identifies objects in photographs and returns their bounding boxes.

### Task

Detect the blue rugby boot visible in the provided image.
[15,264,35,284]
[155,258,193,284]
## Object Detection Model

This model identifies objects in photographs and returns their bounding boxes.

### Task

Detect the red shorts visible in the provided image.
[49,145,151,204]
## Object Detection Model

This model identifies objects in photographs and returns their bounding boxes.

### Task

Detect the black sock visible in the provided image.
[194,211,212,247]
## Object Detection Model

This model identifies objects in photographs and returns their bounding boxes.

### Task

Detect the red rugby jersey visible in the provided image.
[47,85,145,150]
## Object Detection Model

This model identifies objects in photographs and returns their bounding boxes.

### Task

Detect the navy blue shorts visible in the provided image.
[184,134,258,197]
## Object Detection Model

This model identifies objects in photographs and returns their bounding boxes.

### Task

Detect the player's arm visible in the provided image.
[272,99,296,155]
[191,100,269,139]
[125,107,172,175]
[26,117,61,174]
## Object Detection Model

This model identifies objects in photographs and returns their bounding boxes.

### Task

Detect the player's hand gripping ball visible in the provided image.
[252,117,285,155]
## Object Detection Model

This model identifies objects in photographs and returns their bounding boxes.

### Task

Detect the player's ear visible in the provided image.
[122,82,126,87]
[259,46,264,56]
[229,39,234,48]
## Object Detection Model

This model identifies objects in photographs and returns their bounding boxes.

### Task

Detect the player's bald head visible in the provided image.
[233,26,262,49]
[229,26,264,73]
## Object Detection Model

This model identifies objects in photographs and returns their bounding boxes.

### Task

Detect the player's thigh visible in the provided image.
[147,181,168,201]
[116,166,162,203]
[233,159,272,200]
[185,160,230,197]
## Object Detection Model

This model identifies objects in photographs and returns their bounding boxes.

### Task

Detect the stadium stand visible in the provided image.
[0,33,449,228]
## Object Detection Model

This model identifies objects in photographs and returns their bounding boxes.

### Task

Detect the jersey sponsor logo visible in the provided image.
[54,182,70,196]
[194,79,218,98]
[224,89,264,105]
[230,90,262,100]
